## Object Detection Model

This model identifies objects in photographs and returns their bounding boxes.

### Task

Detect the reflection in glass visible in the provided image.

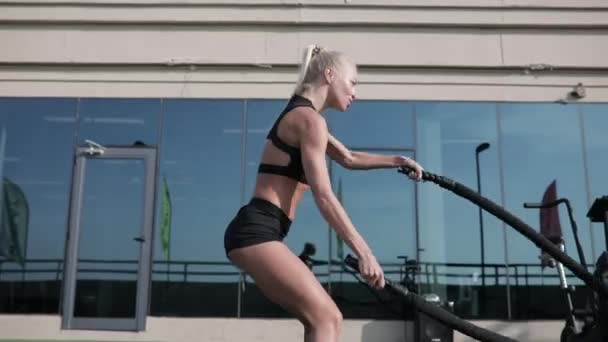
[330,152,416,270]
[1,96,605,322]
[0,98,77,314]
[244,99,286,200]
[499,104,592,319]
[581,104,608,260]
[78,99,161,147]
[0,178,28,268]
[415,102,502,318]
[326,101,414,148]
[74,158,144,318]
[330,151,416,319]
[150,99,243,317]
[499,104,589,278]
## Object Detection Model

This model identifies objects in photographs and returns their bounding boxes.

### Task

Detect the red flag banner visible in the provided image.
[539,180,563,243]
[538,180,563,268]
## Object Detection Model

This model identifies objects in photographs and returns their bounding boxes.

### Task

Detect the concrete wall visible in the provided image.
[0,315,564,342]
[1,0,607,101]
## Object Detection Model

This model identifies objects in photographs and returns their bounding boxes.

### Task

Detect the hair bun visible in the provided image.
[312,45,323,57]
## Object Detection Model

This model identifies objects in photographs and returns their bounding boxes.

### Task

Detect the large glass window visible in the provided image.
[77,98,161,147]
[499,104,590,319]
[243,99,286,201]
[1,97,605,323]
[581,104,608,260]
[328,101,414,149]
[150,99,243,317]
[0,98,78,313]
[329,151,416,319]
[325,102,417,318]
[414,103,503,319]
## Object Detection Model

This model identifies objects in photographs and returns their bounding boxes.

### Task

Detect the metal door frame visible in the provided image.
[62,145,156,331]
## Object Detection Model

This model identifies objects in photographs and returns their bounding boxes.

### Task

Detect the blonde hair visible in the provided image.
[293,45,355,95]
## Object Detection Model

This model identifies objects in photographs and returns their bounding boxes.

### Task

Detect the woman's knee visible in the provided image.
[304,301,343,332]
[330,306,343,332]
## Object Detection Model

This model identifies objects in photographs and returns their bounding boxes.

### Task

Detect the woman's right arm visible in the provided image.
[296,109,385,288]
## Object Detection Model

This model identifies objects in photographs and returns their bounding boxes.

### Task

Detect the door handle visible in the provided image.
[133,236,145,243]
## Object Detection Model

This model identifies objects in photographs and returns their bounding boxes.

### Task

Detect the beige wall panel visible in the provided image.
[359,82,608,102]
[502,33,608,67]
[0,27,298,65]
[300,31,504,67]
[0,28,505,67]
[2,67,608,86]
[2,78,607,102]
[2,6,608,27]
[500,11,608,26]
[1,1,606,101]
[2,27,607,68]
[501,0,607,7]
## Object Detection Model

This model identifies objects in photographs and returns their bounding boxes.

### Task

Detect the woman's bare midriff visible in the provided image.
[253,173,309,220]
[253,138,310,220]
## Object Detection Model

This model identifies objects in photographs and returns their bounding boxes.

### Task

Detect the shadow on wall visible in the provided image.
[360,320,412,342]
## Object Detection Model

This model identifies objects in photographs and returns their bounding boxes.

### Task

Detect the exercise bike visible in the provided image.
[344,167,608,342]
[522,198,595,341]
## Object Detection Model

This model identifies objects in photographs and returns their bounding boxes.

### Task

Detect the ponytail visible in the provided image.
[292,45,350,96]
[294,45,318,95]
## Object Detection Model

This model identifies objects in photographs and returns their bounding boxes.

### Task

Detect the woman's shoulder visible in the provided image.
[289,106,326,129]
[286,109,328,146]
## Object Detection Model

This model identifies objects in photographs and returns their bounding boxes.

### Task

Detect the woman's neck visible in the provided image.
[299,87,329,113]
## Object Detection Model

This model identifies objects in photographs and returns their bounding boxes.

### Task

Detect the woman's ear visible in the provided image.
[324,67,334,84]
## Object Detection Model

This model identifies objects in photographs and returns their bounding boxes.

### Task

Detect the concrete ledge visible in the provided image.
[0,315,562,342]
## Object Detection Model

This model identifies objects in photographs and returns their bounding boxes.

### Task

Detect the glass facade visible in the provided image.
[151,99,243,317]
[0,97,605,322]
[0,99,78,313]
[414,103,504,318]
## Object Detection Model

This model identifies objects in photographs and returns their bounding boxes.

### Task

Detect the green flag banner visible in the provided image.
[0,177,29,267]
[160,175,172,260]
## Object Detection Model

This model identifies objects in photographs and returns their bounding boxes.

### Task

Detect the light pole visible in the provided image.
[475,142,490,312]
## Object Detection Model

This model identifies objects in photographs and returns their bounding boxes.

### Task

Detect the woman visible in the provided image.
[224,45,424,342]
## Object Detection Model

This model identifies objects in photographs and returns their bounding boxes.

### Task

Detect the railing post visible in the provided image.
[56,260,62,281]
[424,263,429,290]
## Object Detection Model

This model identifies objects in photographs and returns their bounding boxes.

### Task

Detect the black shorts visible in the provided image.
[224,197,292,255]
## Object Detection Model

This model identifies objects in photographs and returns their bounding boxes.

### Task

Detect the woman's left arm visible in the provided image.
[326,134,424,179]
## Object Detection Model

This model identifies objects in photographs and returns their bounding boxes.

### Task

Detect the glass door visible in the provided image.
[62,143,156,331]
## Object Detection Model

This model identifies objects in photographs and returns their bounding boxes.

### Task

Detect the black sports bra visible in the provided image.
[257,94,316,184]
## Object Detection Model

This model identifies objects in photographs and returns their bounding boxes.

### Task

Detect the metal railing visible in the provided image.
[0,258,595,286]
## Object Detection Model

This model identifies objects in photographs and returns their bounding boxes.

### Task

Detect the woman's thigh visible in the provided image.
[228,241,338,323]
